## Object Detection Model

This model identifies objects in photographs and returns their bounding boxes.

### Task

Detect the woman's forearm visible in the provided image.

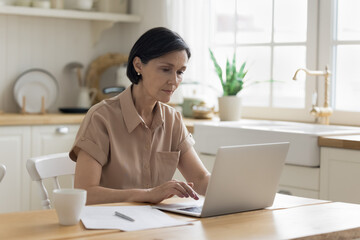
[81,185,150,205]
[193,173,211,196]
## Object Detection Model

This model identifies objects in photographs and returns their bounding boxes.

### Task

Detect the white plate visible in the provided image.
[13,69,59,113]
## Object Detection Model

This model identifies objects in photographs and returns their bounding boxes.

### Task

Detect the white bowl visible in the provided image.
[33,1,51,9]
[64,0,93,11]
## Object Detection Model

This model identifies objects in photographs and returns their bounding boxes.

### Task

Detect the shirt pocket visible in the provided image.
[154,151,180,186]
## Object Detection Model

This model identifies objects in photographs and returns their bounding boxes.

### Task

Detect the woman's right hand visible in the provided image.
[145,180,199,204]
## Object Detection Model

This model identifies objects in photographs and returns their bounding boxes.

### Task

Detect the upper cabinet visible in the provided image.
[0,5,141,44]
[0,5,141,22]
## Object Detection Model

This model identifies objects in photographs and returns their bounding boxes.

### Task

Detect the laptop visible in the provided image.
[153,142,290,217]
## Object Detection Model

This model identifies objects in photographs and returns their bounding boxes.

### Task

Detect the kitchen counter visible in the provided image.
[318,135,360,150]
[0,113,85,126]
[2,113,359,151]
[182,117,219,134]
[0,113,210,130]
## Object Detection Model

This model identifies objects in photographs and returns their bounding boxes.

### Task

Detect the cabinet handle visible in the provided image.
[56,126,69,134]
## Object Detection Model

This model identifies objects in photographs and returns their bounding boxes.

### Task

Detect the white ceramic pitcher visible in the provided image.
[77,87,97,108]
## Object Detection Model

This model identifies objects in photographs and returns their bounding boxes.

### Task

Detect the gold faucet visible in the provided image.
[292,66,333,125]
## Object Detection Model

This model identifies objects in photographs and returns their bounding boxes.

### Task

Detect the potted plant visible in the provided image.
[209,49,247,121]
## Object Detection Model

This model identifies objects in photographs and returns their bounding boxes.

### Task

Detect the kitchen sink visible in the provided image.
[193,120,360,167]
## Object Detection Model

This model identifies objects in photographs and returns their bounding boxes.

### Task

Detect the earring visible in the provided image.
[137,72,141,76]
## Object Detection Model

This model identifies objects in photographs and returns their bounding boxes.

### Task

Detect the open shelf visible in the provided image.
[0,5,141,22]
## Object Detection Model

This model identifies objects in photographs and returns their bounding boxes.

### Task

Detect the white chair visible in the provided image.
[0,164,6,183]
[26,153,76,209]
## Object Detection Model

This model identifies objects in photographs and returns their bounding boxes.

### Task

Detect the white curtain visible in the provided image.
[165,0,210,83]
[165,0,219,105]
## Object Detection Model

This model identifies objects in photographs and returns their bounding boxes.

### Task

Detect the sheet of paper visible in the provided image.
[267,193,330,210]
[81,205,192,231]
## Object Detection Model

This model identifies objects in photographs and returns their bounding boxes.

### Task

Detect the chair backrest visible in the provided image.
[26,153,76,209]
[0,164,6,183]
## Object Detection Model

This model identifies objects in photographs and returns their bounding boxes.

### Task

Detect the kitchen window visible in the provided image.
[321,0,360,124]
[207,0,360,125]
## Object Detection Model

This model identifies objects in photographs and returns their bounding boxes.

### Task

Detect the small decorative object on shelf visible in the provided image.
[63,0,93,11]
[32,0,51,9]
[14,0,32,7]
[95,0,128,14]
[50,0,63,9]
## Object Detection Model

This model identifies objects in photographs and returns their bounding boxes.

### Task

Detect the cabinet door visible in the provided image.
[31,125,80,156]
[320,147,360,204]
[278,185,319,199]
[30,124,80,210]
[0,126,31,213]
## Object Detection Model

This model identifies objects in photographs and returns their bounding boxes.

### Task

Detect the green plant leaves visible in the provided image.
[209,49,247,96]
[209,49,224,86]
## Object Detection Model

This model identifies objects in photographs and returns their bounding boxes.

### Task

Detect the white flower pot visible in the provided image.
[218,96,242,121]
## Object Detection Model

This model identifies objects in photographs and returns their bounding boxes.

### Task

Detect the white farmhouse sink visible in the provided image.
[193,120,360,167]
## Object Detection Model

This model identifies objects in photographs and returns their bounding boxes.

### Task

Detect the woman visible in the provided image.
[70,27,210,205]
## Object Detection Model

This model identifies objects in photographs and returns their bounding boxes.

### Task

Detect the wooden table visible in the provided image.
[2,195,360,240]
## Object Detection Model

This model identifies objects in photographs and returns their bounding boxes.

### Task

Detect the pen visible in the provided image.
[114,211,135,222]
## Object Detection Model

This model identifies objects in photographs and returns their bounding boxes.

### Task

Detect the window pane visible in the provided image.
[273,46,306,108]
[337,0,360,40]
[237,47,271,106]
[236,0,272,43]
[335,45,360,112]
[274,0,307,42]
[212,0,236,45]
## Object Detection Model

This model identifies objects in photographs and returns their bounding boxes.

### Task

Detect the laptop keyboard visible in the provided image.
[178,206,203,213]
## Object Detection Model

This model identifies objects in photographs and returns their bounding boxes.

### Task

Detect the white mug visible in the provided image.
[53,188,87,226]
[77,87,97,108]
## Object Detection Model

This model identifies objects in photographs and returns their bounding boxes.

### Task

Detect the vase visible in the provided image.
[218,96,242,121]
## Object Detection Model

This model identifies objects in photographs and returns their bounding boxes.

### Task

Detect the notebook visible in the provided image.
[153,142,290,217]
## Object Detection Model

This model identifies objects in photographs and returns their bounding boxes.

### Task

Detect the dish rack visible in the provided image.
[13,68,59,115]
[20,96,46,114]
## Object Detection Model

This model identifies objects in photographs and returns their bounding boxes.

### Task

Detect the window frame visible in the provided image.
[241,0,319,123]
[318,0,360,125]
[210,0,360,126]
[209,0,318,122]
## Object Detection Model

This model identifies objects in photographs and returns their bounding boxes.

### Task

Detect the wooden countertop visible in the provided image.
[0,114,211,129]
[0,113,85,126]
[318,135,360,150]
[1,113,359,151]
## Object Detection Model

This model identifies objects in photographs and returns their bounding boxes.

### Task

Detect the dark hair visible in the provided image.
[126,27,191,84]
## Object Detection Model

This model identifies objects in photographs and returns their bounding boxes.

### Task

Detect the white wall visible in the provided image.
[0,0,169,113]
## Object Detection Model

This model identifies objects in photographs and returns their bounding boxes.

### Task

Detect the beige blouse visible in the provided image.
[70,86,195,190]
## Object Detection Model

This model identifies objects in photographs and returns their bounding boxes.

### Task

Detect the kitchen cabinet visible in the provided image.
[278,165,319,199]
[0,126,31,213]
[320,147,360,204]
[29,125,80,210]
[0,124,79,213]
[0,5,140,43]
[0,5,141,22]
